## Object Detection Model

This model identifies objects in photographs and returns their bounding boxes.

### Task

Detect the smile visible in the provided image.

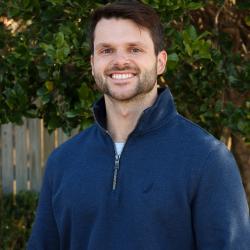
[110,73,135,80]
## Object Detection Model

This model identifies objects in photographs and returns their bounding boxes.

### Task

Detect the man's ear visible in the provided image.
[90,55,94,76]
[157,50,167,75]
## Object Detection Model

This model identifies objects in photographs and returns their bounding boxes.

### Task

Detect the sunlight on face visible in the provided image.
[91,18,167,102]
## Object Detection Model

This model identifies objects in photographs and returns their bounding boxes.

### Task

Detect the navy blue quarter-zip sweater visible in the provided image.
[28,88,250,250]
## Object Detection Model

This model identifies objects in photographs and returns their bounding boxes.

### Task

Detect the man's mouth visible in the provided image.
[110,73,135,80]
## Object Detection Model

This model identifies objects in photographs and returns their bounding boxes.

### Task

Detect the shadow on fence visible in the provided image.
[0,119,78,194]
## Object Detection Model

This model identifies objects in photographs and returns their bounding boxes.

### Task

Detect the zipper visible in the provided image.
[93,108,136,192]
[112,153,120,191]
[103,129,123,191]
[101,129,129,191]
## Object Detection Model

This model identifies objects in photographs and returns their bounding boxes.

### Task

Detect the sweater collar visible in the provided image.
[93,87,177,135]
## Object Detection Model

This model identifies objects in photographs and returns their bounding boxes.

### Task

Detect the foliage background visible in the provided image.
[0,192,38,250]
[0,0,249,249]
[0,0,249,138]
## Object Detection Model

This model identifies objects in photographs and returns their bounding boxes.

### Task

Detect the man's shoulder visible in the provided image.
[174,115,240,199]
[172,114,229,157]
[41,124,101,184]
[47,124,98,163]
[175,114,218,142]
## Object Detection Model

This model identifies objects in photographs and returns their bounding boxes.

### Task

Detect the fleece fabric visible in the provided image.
[28,88,250,250]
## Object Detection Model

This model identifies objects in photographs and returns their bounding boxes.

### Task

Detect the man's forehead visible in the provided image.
[94,18,149,36]
[93,18,153,47]
[95,41,148,49]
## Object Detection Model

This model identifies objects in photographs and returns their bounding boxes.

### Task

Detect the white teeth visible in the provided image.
[111,73,133,79]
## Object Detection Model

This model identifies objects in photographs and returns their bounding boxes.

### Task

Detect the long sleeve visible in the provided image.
[192,143,250,249]
[27,154,60,250]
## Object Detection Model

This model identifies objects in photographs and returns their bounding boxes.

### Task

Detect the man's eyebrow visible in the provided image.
[95,43,112,49]
[95,42,147,49]
[127,42,147,47]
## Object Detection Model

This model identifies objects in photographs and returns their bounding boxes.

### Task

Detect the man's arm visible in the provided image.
[192,143,250,249]
[27,155,60,250]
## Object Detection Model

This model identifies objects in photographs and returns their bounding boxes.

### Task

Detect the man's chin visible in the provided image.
[105,89,140,102]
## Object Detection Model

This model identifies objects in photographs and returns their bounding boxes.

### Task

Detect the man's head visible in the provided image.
[89,0,165,55]
[89,1,167,102]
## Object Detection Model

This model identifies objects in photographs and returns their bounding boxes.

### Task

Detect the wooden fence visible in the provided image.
[0,119,78,194]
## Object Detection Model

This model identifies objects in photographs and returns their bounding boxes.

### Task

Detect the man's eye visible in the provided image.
[131,48,141,53]
[101,48,113,54]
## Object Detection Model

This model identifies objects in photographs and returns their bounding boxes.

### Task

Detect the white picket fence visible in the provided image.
[0,119,78,194]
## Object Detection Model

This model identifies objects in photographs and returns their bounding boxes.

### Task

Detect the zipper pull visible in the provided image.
[112,154,120,190]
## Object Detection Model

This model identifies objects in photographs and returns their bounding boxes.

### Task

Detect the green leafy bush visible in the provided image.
[0,0,249,140]
[0,1,249,247]
[0,191,38,250]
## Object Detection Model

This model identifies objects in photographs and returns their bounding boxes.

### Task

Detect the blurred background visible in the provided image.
[0,0,249,249]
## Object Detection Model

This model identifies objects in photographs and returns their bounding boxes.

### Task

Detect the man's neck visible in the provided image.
[105,86,158,142]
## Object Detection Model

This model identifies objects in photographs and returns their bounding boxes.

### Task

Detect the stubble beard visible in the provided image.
[93,63,158,103]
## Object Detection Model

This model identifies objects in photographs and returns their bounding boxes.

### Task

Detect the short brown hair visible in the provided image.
[89,0,165,55]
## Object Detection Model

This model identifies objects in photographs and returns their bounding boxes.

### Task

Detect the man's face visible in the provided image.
[91,18,167,102]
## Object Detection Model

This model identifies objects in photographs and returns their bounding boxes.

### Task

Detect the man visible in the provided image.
[28,1,250,249]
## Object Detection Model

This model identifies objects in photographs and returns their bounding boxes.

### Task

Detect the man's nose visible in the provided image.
[112,51,130,67]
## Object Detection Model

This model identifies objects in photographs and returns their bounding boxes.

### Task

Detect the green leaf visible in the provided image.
[215,100,223,112]
[168,53,179,62]
[167,53,179,70]
[78,84,91,100]
[197,31,211,40]
[198,48,212,60]
[40,43,55,58]
[37,66,49,80]
[45,81,54,92]
[183,41,192,56]
[238,2,250,10]
[47,116,60,131]
[47,0,64,5]
[65,110,78,118]
[186,2,203,10]
[26,109,38,118]
[37,88,48,97]
[245,16,250,26]
[23,0,31,9]
[7,7,20,17]
[237,120,247,131]
[187,25,197,41]
[55,32,65,48]
[41,94,50,105]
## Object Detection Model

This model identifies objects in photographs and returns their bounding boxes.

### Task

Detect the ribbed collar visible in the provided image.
[93,87,178,135]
